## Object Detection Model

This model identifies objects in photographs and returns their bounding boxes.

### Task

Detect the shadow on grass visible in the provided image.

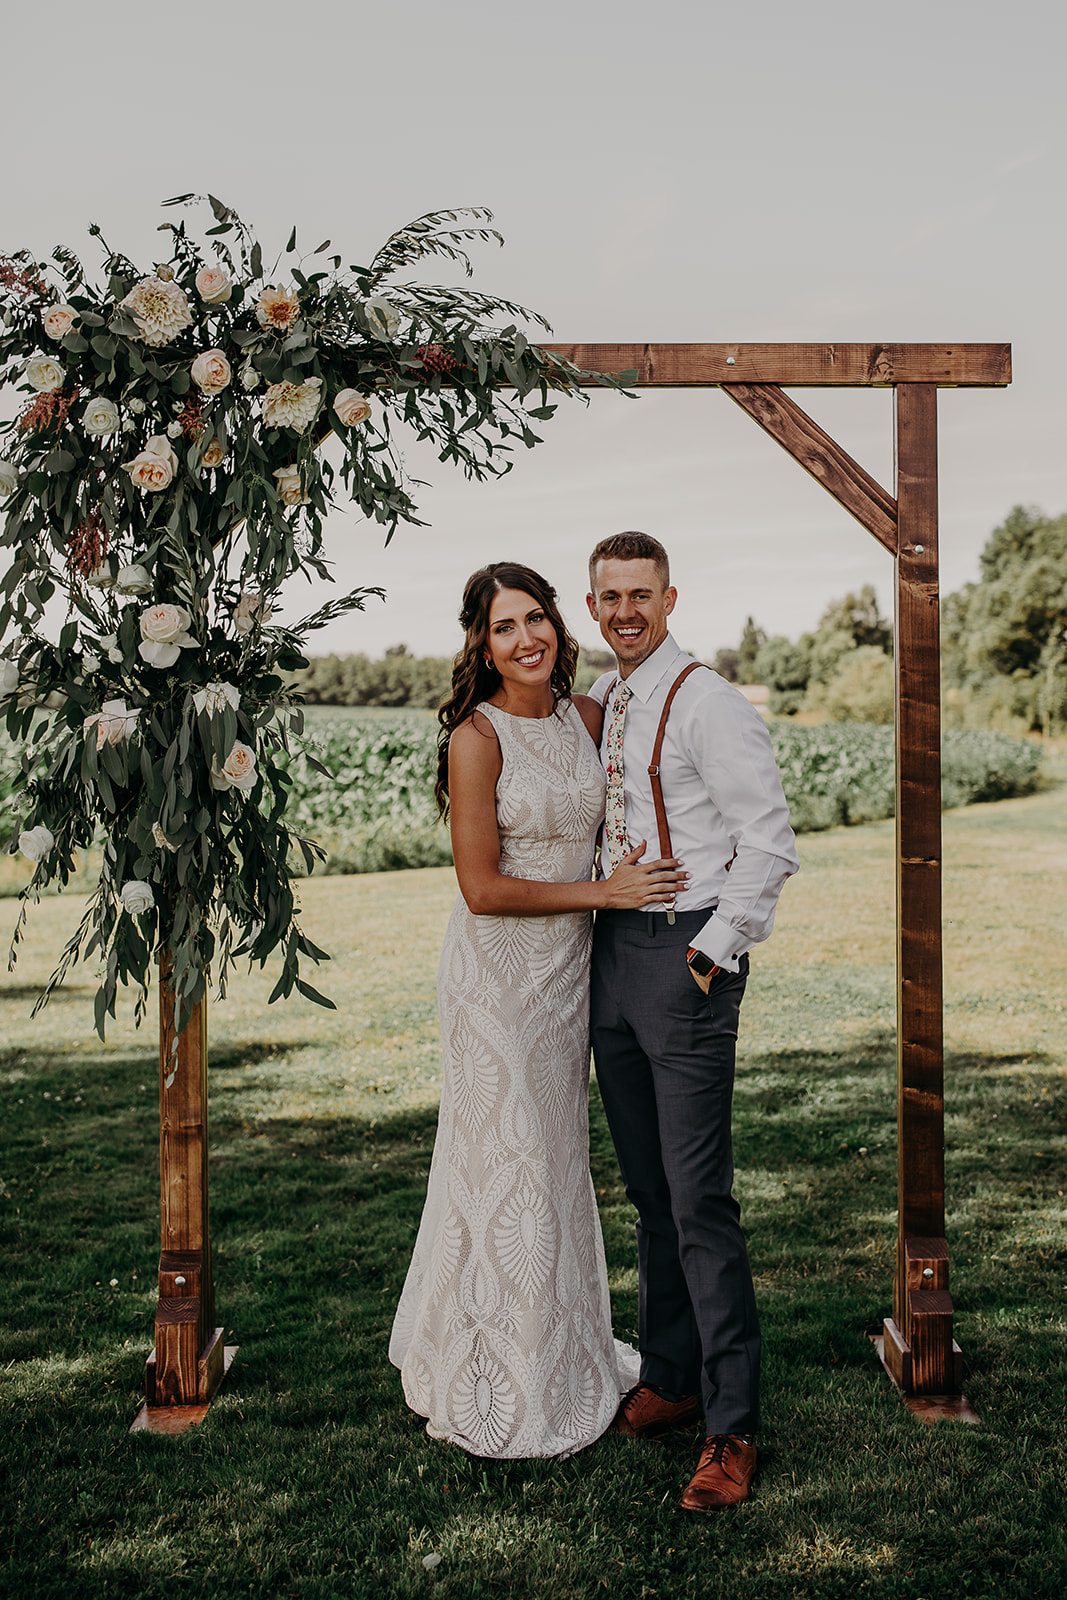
[2,1031,1065,1598]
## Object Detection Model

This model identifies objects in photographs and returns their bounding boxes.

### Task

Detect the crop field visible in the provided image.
[0,711,1044,887]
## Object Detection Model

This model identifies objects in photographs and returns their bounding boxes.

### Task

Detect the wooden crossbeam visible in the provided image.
[541,343,1011,388]
[721,383,898,553]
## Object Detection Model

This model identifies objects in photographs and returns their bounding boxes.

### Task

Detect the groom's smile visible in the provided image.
[586,555,678,677]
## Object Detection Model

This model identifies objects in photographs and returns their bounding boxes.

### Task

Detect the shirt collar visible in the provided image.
[621,633,684,704]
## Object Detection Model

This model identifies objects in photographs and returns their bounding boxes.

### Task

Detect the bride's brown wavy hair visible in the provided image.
[434,562,580,818]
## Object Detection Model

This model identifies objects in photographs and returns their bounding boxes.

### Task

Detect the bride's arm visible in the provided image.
[448,712,687,916]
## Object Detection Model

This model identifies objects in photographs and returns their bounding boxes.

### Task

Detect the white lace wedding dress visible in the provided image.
[389,698,638,1457]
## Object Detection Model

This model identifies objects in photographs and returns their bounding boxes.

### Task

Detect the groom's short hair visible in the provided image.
[588,531,670,589]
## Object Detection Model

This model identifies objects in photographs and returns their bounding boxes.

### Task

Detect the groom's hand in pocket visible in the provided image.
[686,947,720,994]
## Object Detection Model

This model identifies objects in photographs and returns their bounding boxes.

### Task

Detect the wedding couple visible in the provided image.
[389,532,798,1511]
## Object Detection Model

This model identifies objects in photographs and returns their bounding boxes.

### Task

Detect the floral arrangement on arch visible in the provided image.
[0,196,623,1037]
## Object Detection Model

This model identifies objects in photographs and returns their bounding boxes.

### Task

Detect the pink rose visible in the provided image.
[201,437,226,469]
[195,265,232,305]
[42,304,78,340]
[272,464,309,506]
[190,349,232,395]
[333,389,372,427]
[210,741,258,793]
[233,590,272,634]
[123,436,179,493]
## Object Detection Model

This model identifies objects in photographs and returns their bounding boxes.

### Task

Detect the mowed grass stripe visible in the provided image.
[0,775,1064,1598]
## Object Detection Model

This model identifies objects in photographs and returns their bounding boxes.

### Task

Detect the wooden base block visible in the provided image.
[133,1342,237,1433]
[872,1334,978,1424]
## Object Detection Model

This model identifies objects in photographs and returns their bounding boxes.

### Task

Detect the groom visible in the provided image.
[586,531,798,1512]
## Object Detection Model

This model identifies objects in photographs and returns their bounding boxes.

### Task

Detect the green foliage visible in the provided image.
[942,505,1067,734]
[293,648,454,709]
[769,722,1042,832]
[754,634,812,715]
[735,614,765,682]
[752,584,893,717]
[0,201,628,1035]
[801,644,895,725]
[290,646,615,708]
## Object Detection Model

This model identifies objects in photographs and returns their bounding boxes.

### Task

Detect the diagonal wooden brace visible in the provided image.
[720,382,898,552]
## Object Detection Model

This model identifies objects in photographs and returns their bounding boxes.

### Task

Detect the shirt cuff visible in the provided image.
[690,913,744,973]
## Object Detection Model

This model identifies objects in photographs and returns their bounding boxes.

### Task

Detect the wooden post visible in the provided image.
[144,959,226,1406]
[882,384,962,1395]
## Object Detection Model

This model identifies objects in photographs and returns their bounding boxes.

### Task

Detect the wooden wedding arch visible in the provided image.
[543,341,1011,1410]
[142,340,1010,1428]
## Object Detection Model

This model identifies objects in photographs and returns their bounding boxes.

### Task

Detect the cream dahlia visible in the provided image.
[120,276,194,346]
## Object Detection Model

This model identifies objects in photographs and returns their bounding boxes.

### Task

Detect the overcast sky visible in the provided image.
[4,0,1064,660]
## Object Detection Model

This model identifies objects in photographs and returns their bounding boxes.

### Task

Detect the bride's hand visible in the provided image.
[602,842,689,910]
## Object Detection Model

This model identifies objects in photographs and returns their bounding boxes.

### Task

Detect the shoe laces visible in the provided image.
[700,1434,745,1480]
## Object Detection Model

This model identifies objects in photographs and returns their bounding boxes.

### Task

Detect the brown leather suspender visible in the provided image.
[647,662,706,860]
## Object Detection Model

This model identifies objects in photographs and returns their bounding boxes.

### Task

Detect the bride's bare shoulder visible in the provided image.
[571,693,604,743]
[449,709,502,771]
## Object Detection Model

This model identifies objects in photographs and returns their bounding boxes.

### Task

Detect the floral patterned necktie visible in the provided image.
[603,682,633,873]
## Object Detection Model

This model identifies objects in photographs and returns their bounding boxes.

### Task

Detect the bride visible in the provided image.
[389,561,686,1458]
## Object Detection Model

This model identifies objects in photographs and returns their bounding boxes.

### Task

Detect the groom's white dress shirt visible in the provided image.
[591,633,799,972]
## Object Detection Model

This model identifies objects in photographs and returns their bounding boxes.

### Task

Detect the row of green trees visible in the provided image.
[714,506,1067,733]
[291,507,1066,732]
[713,586,895,722]
[292,644,616,707]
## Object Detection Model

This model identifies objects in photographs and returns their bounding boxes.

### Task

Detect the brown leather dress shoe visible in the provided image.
[679,1434,757,1511]
[612,1383,702,1438]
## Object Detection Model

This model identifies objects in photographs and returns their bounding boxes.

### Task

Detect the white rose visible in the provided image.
[190,349,232,395]
[138,603,198,668]
[86,563,115,590]
[333,389,372,428]
[128,398,146,415]
[82,652,101,673]
[0,458,17,497]
[120,880,154,915]
[193,681,240,716]
[364,297,401,340]
[102,633,124,665]
[124,436,179,493]
[43,304,78,340]
[166,421,184,439]
[18,825,54,862]
[195,265,232,305]
[83,698,139,749]
[120,276,194,346]
[239,359,262,392]
[233,590,271,634]
[116,563,152,595]
[82,396,120,436]
[272,464,309,507]
[261,376,322,432]
[209,741,257,793]
[0,658,19,694]
[25,354,66,392]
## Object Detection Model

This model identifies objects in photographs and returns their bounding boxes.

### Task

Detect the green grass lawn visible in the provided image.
[1,779,1065,1598]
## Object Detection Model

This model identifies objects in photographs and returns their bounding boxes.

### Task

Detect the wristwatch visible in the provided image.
[686,947,720,993]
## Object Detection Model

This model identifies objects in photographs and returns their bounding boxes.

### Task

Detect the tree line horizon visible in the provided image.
[292,505,1067,737]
